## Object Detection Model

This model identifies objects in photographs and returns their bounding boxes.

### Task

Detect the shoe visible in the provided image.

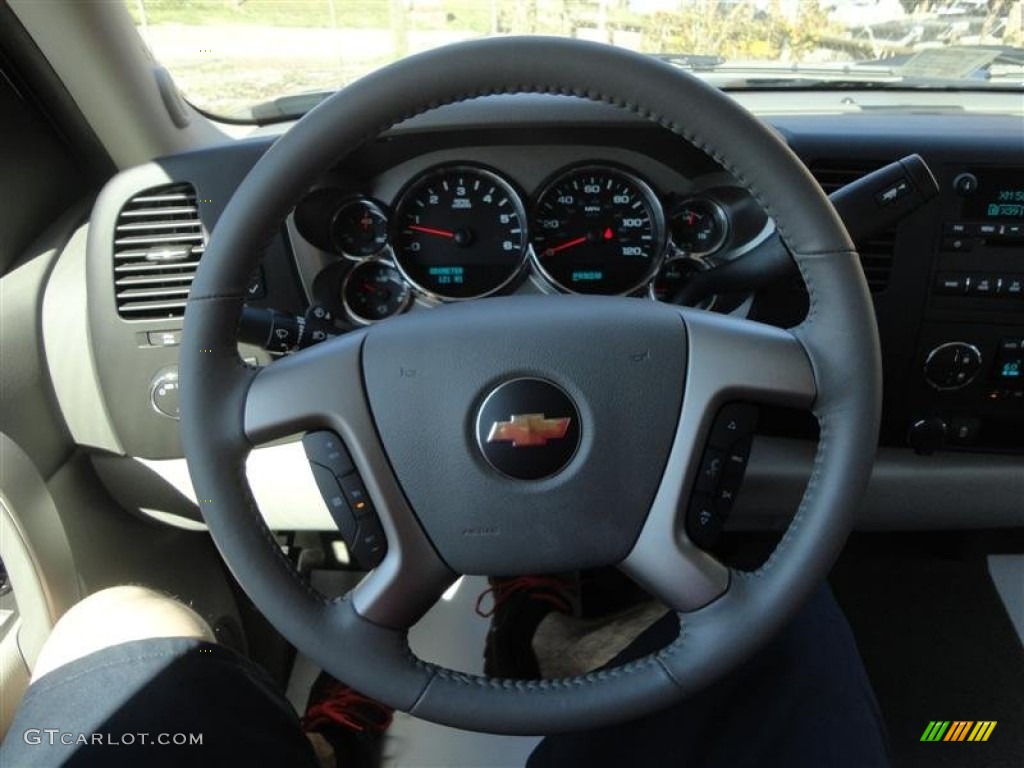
[476,574,578,679]
[302,670,393,768]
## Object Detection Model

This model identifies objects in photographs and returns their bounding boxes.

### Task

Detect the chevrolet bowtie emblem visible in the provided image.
[487,414,572,448]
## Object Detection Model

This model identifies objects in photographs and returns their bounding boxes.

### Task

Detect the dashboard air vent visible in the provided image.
[113,182,204,319]
[809,161,895,293]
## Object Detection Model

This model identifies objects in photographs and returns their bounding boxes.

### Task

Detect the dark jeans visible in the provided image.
[0,585,889,767]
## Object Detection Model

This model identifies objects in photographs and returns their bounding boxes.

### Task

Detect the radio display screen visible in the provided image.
[963,169,1024,221]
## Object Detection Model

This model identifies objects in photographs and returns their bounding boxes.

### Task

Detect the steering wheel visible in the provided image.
[180,37,881,735]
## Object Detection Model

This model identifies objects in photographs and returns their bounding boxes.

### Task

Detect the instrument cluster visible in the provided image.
[295,161,768,326]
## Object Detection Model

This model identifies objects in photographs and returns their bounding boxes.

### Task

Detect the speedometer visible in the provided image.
[391,165,528,300]
[531,166,665,295]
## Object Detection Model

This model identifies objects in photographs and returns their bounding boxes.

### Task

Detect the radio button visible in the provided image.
[969,276,996,296]
[934,274,969,295]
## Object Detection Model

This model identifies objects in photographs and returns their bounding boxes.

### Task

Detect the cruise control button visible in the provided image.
[708,403,758,449]
[302,431,355,478]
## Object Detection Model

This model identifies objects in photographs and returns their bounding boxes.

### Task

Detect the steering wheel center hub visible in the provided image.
[475,378,581,480]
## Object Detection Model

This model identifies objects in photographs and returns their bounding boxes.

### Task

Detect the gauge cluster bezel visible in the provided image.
[292,154,769,326]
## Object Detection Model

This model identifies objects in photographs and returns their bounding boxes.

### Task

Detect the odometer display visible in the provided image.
[531,166,664,295]
[391,166,528,300]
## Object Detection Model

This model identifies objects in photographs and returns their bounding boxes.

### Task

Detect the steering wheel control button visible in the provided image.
[339,475,375,519]
[696,448,725,493]
[923,342,983,390]
[476,378,580,480]
[307,464,358,542]
[688,404,758,549]
[353,517,387,568]
[708,403,758,449]
[302,431,355,477]
[302,431,388,569]
[686,493,724,550]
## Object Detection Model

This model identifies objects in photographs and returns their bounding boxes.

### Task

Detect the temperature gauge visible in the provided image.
[342,261,411,324]
[331,198,389,259]
[670,198,728,256]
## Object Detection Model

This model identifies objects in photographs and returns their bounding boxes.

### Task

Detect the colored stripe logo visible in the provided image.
[920,721,997,742]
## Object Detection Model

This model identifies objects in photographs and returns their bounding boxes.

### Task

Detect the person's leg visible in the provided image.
[1,586,319,768]
[29,585,215,682]
[528,584,891,768]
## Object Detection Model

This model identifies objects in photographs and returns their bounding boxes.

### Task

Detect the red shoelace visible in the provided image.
[303,684,394,734]
[475,575,575,618]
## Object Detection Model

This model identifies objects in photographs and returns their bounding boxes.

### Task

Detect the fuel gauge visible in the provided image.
[670,198,728,257]
[342,260,411,324]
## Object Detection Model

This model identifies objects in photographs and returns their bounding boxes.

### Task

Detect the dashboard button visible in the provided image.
[941,237,973,252]
[149,368,180,420]
[943,222,970,236]
[924,342,983,391]
[1003,277,1023,297]
[999,338,1023,356]
[147,330,181,347]
[934,274,969,295]
[948,417,980,445]
[953,173,978,196]
[969,276,996,296]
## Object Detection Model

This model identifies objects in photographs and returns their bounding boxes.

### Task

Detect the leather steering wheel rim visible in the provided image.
[180,37,881,735]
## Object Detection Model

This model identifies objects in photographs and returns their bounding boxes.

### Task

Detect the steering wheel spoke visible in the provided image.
[621,310,816,612]
[244,331,368,445]
[244,333,456,630]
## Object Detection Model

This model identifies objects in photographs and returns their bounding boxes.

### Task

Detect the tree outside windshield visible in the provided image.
[126,1,1024,120]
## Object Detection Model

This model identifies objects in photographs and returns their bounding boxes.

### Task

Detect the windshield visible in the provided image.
[128,1,1024,122]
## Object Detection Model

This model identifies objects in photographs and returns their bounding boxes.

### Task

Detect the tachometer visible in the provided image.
[531,166,664,295]
[391,166,528,300]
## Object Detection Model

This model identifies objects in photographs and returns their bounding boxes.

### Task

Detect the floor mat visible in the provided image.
[830,548,1024,768]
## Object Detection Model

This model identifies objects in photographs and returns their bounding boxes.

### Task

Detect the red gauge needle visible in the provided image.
[408,224,455,238]
[543,235,587,257]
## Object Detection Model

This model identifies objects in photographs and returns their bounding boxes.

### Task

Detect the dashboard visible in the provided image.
[45,93,1024,532]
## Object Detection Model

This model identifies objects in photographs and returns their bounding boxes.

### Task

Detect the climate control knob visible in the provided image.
[923,342,982,391]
